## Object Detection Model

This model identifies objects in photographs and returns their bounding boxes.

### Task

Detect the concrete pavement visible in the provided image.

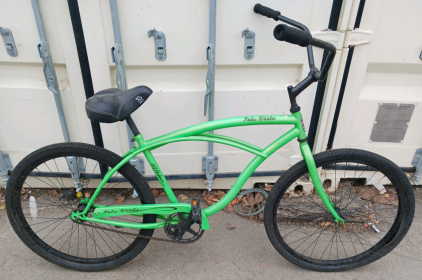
[1,188,421,280]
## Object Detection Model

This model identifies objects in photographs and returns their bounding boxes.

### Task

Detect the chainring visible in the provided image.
[164,212,204,243]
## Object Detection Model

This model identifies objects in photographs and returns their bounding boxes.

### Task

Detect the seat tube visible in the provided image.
[143,150,178,203]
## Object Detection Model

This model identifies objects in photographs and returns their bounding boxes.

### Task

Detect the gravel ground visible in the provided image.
[0,188,421,280]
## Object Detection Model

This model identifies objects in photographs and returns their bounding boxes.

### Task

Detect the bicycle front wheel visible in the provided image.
[5,143,156,271]
[264,149,415,272]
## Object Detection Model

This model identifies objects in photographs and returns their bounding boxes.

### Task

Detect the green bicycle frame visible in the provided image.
[73,111,344,229]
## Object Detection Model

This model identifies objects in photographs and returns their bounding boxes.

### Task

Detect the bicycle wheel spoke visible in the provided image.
[53,159,66,188]
[41,217,68,240]
[8,144,159,270]
[271,154,410,268]
[43,163,65,189]
[59,223,77,251]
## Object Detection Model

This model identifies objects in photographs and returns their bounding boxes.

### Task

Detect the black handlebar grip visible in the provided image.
[273,24,312,47]
[254,4,280,20]
[309,37,336,53]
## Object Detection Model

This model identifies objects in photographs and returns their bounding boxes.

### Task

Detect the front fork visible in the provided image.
[293,112,344,224]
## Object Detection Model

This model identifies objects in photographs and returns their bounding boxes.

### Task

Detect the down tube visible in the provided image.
[202,127,300,217]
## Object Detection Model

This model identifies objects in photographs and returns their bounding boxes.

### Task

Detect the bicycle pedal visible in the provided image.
[191,198,202,224]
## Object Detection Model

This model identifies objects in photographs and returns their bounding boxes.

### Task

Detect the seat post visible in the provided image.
[125,116,140,136]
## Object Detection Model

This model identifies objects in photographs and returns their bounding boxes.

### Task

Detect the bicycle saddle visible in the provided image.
[85,86,153,123]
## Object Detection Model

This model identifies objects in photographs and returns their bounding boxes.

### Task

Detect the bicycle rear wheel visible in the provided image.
[264,149,415,271]
[5,142,156,271]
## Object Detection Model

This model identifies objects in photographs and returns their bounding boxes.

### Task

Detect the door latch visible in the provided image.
[241,28,255,60]
[147,28,166,61]
[0,27,18,57]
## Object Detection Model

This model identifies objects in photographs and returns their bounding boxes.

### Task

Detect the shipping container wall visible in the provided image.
[317,0,422,169]
[1,0,421,189]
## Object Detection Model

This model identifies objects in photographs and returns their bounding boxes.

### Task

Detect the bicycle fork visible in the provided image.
[293,112,344,224]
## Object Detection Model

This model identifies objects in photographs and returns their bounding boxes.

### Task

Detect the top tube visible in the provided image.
[143,115,299,145]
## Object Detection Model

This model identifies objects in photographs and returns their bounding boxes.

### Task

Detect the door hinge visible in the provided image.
[311,30,344,50]
[344,29,373,47]
[311,28,373,50]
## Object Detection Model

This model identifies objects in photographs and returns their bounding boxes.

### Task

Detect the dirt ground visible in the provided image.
[0,188,422,280]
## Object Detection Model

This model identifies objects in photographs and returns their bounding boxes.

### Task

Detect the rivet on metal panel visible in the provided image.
[0,27,18,57]
[147,29,167,61]
[0,153,13,186]
[241,28,255,60]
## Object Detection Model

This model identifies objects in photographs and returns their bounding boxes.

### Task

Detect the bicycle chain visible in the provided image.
[71,216,202,244]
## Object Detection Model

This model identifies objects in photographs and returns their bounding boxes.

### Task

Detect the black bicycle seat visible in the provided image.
[85,86,153,123]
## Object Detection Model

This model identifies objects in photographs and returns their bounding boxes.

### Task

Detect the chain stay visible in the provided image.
[72,217,201,244]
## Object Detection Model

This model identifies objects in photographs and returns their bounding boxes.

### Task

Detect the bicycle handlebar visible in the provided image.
[273,24,312,47]
[254,3,336,83]
[253,4,280,20]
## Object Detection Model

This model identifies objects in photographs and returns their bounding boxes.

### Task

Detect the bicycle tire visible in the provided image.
[264,148,415,272]
[5,142,156,272]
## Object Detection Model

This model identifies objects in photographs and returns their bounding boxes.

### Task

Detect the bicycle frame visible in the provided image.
[72,111,344,229]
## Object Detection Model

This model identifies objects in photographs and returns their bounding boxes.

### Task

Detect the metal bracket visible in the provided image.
[0,153,13,186]
[111,44,127,90]
[31,0,70,142]
[109,0,136,156]
[37,42,59,94]
[204,44,215,116]
[66,157,85,192]
[0,27,18,57]
[202,156,218,191]
[130,157,145,198]
[312,28,373,49]
[344,29,373,47]
[202,0,217,191]
[241,28,255,60]
[311,30,344,50]
[130,157,145,175]
[147,29,166,61]
[410,148,422,185]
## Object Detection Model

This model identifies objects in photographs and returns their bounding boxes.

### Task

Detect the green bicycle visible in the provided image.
[5,4,415,272]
